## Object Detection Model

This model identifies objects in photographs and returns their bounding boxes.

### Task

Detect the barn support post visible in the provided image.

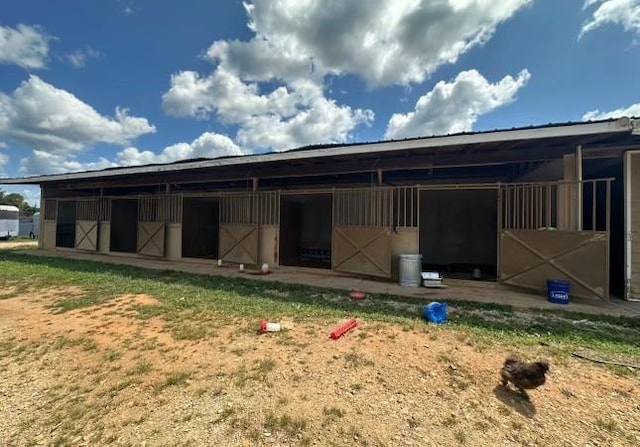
[576,145,583,231]
[558,154,578,230]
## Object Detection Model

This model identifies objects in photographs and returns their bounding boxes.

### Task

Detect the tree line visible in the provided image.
[0,189,39,218]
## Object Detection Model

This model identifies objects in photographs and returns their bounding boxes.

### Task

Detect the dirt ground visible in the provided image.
[1,289,639,446]
[0,240,38,250]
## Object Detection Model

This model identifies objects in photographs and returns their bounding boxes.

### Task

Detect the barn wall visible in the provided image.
[259,226,279,267]
[390,228,419,280]
[629,153,640,299]
[42,221,56,249]
[99,222,110,254]
[166,224,182,261]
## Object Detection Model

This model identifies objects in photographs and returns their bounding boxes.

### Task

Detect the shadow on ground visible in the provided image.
[493,385,537,419]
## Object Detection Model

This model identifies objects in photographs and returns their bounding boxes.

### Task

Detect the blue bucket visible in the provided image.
[547,280,570,305]
[422,302,448,324]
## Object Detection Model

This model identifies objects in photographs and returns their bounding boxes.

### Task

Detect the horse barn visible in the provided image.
[3,118,640,302]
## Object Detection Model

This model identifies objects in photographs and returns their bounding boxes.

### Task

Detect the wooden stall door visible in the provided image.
[498,180,611,301]
[138,222,165,257]
[137,197,166,257]
[74,199,100,251]
[218,192,278,265]
[332,188,393,278]
[219,223,259,265]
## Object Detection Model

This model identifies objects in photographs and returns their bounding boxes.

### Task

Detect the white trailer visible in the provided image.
[0,205,19,239]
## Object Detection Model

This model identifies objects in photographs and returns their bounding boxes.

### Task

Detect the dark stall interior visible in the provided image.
[419,189,498,279]
[56,200,76,248]
[182,197,219,259]
[279,194,332,268]
[110,199,138,253]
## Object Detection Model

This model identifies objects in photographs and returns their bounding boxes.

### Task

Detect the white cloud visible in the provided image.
[582,102,640,120]
[385,69,531,139]
[66,46,101,68]
[163,68,304,122]
[581,0,640,37]
[0,152,8,177]
[19,150,116,176]
[116,132,243,166]
[163,69,373,151]
[236,94,373,151]
[205,0,532,87]
[0,24,51,70]
[163,0,530,154]
[0,75,156,154]
[17,131,243,176]
[0,141,7,149]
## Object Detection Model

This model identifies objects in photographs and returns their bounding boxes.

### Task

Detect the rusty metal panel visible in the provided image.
[500,229,609,301]
[137,221,166,257]
[75,220,98,251]
[219,223,259,265]
[332,226,392,278]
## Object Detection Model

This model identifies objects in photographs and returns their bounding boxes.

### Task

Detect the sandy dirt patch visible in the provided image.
[0,289,638,446]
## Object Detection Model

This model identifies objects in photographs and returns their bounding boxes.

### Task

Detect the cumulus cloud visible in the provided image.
[0,152,8,177]
[162,0,530,154]
[163,69,373,151]
[17,131,243,176]
[116,132,243,166]
[581,0,640,37]
[205,0,532,87]
[0,75,156,153]
[582,102,640,120]
[19,150,116,176]
[236,96,373,151]
[163,68,306,122]
[66,46,101,68]
[0,24,51,70]
[385,69,531,139]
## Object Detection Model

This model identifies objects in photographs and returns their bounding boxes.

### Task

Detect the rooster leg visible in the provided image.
[518,388,530,401]
[500,372,509,387]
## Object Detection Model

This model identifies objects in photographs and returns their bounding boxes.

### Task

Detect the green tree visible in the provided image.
[0,190,39,217]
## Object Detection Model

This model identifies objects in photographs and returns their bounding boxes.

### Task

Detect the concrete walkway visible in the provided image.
[17,249,640,318]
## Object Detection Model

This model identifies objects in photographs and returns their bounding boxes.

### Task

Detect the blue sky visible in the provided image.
[1,0,640,206]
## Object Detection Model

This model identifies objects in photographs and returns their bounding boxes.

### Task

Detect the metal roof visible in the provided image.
[1,117,638,185]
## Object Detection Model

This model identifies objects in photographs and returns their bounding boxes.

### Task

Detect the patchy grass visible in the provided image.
[0,250,639,361]
[264,413,308,437]
[155,371,191,393]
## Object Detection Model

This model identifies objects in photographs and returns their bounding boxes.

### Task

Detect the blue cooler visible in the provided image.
[547,280,570,305]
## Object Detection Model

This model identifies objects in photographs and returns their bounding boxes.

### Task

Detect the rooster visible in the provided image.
[500,356,549,400]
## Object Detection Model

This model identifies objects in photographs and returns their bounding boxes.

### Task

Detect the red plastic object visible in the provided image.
[330,319,358,340]
[261,320,268,333]
[350,291,366,300]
